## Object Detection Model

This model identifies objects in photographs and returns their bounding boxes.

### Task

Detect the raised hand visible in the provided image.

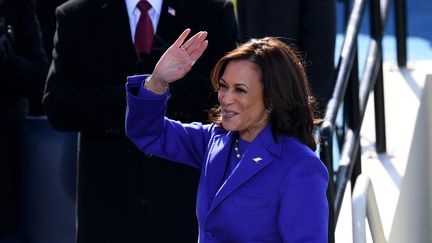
[146,29,208,93]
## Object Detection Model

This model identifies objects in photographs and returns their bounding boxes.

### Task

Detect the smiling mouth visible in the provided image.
[222,109,238,118]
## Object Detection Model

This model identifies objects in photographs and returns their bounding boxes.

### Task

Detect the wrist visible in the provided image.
[144,75,168,94]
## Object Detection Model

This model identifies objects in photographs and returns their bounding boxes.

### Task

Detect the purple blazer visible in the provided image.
[125,75,329,243]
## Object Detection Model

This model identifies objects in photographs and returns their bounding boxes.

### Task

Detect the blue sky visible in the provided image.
[336,0,432,62]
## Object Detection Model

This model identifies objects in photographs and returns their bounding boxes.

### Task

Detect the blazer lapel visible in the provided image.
[208,125,282,213]
[204,132,235,208]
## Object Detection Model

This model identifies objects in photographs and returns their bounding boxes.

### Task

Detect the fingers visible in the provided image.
[173,28,191,48]
[182,31,207,51]
[189,40,208,64]
[187,31,207,64]
[171,29,208,67]
[181,31,200,50]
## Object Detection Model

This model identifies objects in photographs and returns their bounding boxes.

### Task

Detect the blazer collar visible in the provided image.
[254,124,282,158]
[208,125,282,213]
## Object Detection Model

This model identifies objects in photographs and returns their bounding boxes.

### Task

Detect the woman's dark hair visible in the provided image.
[210,37,319,151]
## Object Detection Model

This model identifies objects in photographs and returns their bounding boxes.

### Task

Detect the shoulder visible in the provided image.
[283,136,316,154]
[181,0,233,8]
[209,123,228,137]
[57,0,86,11]
[272,136,328,202]
[56,0,101,16]
[204,123,230,144]
[278,136,327,175]
[184,122,226,136]
[178,0,234,16]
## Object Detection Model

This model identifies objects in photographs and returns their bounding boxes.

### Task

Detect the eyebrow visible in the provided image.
[219,78,249,89]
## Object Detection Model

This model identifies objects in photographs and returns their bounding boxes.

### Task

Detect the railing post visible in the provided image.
[344,45,362,187]
[374,68,387,153]
[320,137,335,243]
[395,0,407,67]
[370,0,387,153]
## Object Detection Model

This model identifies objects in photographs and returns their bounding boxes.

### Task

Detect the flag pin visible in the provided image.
[168,6,176,16]
[253,157,263,164]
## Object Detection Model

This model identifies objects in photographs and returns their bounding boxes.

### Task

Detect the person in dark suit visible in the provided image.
[236,0,336,116]
[35,0,67,63]
[125,30,328,243]
[0,0,48,240]
[0,0,48,116]
[42,0,238,242]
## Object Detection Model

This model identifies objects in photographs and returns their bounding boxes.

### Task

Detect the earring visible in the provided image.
[266,108,272,114]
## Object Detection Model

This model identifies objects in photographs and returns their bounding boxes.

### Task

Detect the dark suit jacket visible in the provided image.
[0,0,48,237]
[35,0,67,63]
[237,0,336,115]
[42,0,237,242]
[0,0,48,114]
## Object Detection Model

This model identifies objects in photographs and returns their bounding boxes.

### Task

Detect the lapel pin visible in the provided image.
[252,157,263,164]
[168,6,176,16]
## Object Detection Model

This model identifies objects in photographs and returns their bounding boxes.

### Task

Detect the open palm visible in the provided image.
[152,29,208,85]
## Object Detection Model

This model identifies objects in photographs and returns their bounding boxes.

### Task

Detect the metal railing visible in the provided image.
[352,174,387,243]
[319,0,407,242]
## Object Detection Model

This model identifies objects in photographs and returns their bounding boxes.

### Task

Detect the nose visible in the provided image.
[218,89,234,105]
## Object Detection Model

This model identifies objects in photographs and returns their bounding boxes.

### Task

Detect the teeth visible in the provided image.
[223,110,237,117]
[223,110,236,116]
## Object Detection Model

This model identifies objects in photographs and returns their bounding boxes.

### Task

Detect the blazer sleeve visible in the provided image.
[278,154,329,242]
[125,74,214,169]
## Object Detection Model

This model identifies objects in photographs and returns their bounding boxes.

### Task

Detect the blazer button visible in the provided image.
[144,153,152,158]
[205,232,213,239]
[140,198,148,206]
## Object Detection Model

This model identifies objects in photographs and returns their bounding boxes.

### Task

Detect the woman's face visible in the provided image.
[218,60,269,141]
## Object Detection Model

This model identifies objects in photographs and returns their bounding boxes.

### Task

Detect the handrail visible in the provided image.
[319,0,407,242]
[352,174,387,243]
[320,0,366,139]
[320,4,367,237]
[334,0,387,218]
[334,41,383,221]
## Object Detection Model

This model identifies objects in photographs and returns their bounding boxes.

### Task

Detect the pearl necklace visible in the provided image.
[234,139,242,159]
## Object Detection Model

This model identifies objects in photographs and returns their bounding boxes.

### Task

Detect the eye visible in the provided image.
[218,81,228,91]
[235,87,247,93]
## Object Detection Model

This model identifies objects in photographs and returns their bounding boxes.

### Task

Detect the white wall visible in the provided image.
[388,75,432,243]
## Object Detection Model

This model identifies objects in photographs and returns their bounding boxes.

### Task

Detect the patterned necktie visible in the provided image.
[135,0,154,57]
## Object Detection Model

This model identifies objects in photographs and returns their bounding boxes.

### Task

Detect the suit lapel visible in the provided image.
[100,0,137,64]
[208,125,281,213]
[156,0,187,41]
[157,0,175,33]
